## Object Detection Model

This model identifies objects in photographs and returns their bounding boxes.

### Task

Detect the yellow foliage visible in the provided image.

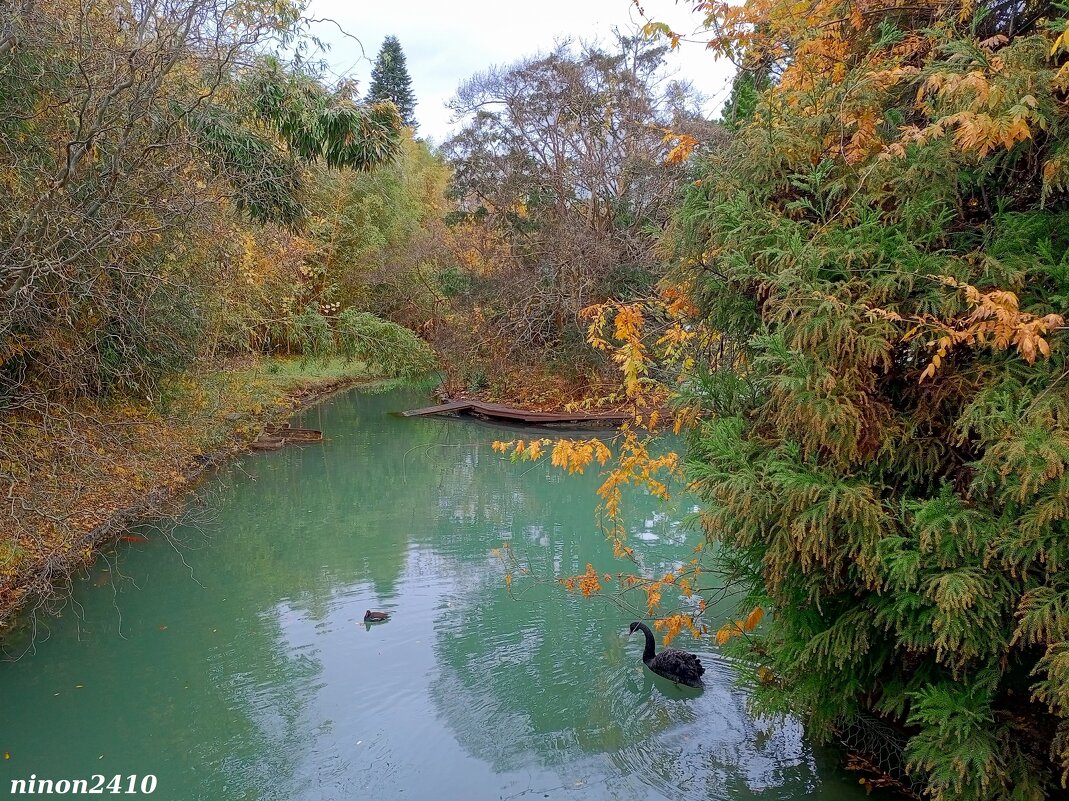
[558,563,604,597]
[578,563,602,597]
[497,286,719,643]
[914,277,1064,381]
[746,606,766,630]
[655,613,701,646]
[715,606,765,646]
[663,129,700,165]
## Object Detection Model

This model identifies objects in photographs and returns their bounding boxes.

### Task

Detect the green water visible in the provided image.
[0,387,872,801]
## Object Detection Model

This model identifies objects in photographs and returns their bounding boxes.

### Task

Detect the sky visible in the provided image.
[303,0,738,144]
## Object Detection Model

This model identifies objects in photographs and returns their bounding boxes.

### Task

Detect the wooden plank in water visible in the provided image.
[468,402,624,423]
[400,399,629,426]
[400,400,473,418]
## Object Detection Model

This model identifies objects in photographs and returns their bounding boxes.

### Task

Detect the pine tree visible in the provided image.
[718,67,768,132]
[366,36,417,129]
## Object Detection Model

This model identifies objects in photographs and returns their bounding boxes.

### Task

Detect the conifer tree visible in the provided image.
[366,36,417,129]
[663,4,1069,800]
[718,67,768,131]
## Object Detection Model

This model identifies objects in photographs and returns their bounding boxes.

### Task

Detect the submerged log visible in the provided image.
[251,428,323,452]
[279,428,323,443]
[264,426,323,443]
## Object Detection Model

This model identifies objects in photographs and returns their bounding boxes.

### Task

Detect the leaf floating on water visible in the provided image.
[4,752,10,760]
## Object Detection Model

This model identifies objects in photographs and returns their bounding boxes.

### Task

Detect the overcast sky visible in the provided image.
[303,0,738,144]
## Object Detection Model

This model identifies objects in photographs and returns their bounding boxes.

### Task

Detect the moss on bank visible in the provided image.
[0,357,383,627]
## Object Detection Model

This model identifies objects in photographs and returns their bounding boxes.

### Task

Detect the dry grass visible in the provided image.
[0,357,375,623]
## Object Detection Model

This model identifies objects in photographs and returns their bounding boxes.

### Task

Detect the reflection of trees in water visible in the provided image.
[169,388,613,798]
[603,662,822,800]
[192,603,326,801]
[219,388,610,607]
[197,388,449,611]
[59,389,446,800]
[3,387,859,801]
[431,586,824,801]
[427,512,685,775]
[204,389,813,801]
[428,555,824,799]
[8,511,336,801]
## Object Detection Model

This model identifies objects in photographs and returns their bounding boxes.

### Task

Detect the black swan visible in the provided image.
[628,621,705,688]
[364,610,390,622]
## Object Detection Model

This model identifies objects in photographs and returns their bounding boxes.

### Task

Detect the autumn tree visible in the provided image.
[0,0,442,604]
[301,132,452,323]
[366,36,417,128]
[612,0,1069,798]
[0,0,405,407]
[440,34,717,393]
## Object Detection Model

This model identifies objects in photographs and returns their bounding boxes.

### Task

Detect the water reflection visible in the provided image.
[0,387,874,801]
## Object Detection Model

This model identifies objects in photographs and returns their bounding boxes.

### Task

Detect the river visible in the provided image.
[0,386,875,801]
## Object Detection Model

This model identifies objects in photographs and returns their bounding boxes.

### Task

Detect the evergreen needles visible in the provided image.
[674,9,1069,799]
[366,36,418,129]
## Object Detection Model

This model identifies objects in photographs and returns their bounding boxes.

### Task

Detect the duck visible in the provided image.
[364,610,390,622]
[628,621,705,688]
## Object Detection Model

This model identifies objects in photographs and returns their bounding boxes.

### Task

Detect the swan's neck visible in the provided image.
[636,623,657,663]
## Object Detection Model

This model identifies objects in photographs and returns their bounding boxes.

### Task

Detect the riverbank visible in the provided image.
[0,357,383,630]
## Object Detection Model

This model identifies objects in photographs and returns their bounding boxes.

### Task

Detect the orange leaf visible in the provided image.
[744,607,765,631]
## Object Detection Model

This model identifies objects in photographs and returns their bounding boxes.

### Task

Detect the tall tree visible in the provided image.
[0,0,403,404]
[442,35,716,370]
[652,1,1069,799]
[366,36,417,128]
